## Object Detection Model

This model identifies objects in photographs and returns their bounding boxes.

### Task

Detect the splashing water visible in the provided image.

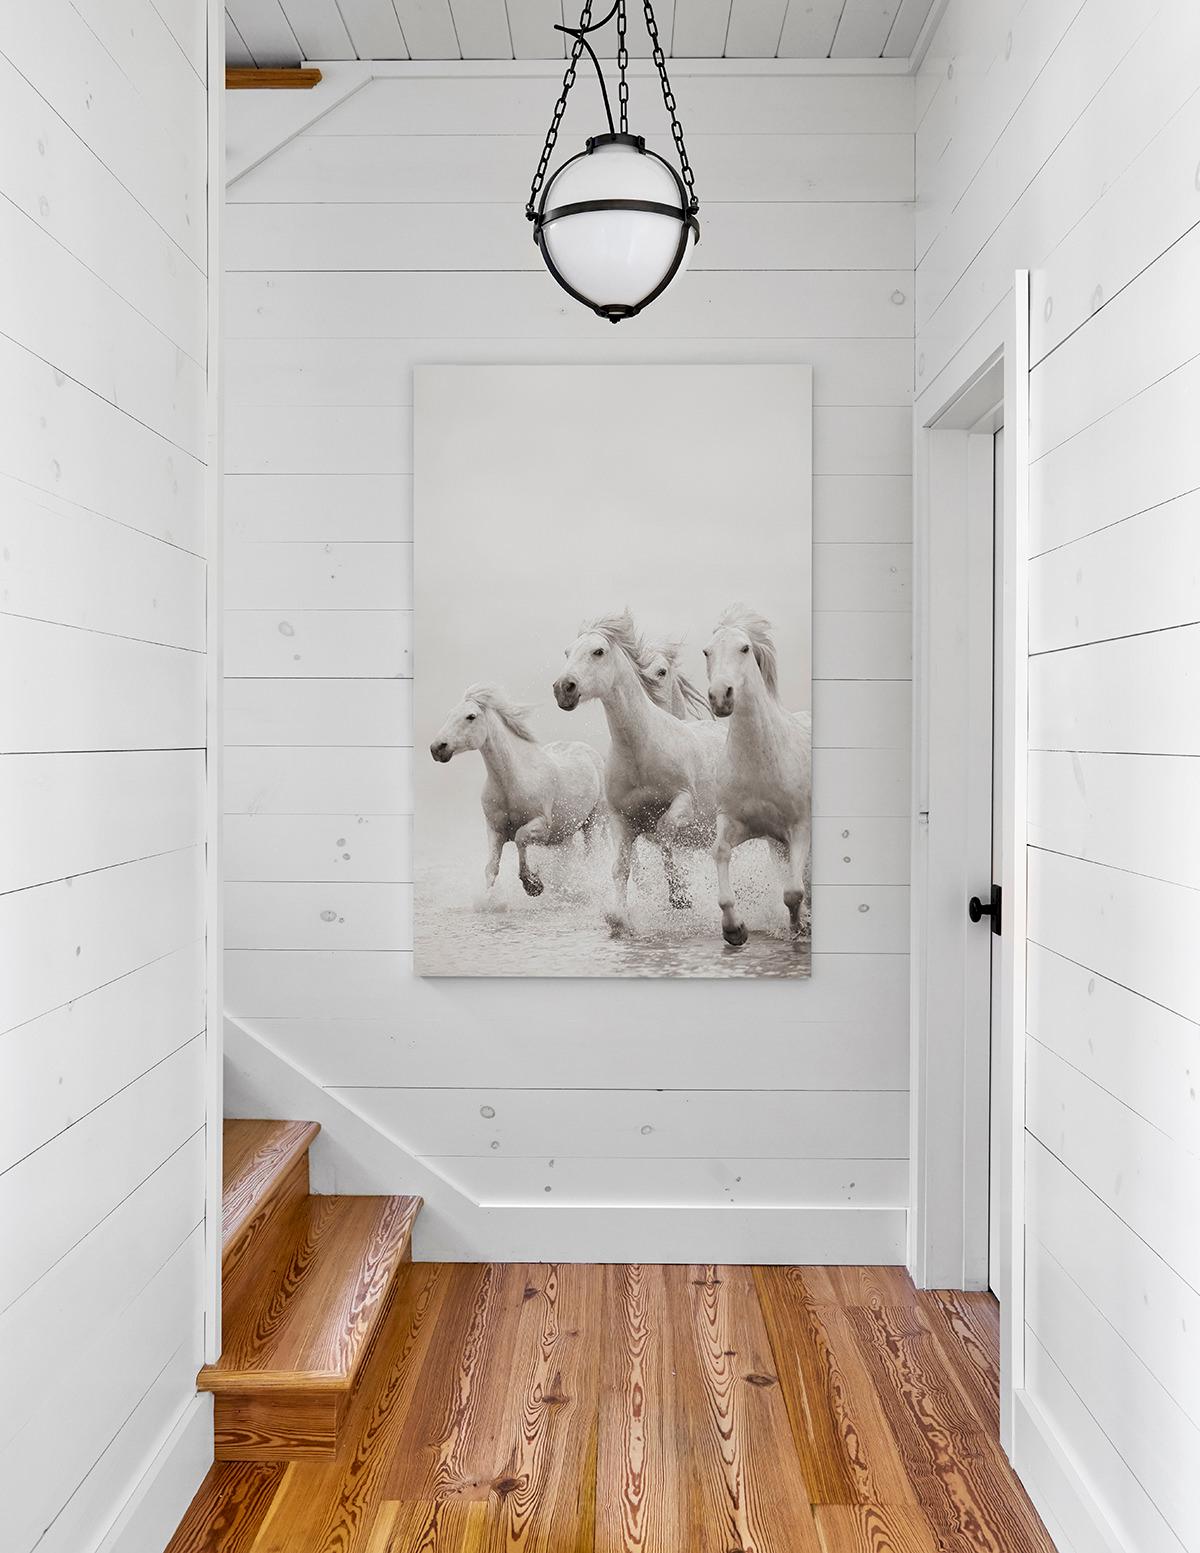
[414,831,811,978]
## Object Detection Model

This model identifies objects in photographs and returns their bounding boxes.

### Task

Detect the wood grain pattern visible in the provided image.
[202,1184,419,1461]
[797,1266,920,1310]
[814,1504,937,1553]
[918,1291,1001,1441]
[222,1120,319,1254]
[596,1263,688,1552]
[676,1265,822,1552]
[227,68,323,89]
[213,1390,344,1462]
[246,1263,451,1548]
[207,1195,419,1384]
[173,1266,1048,1553]
[845,1304,1055,1553]
[755,1266,917,1508]
[164,1464,287,1552]
[221,1120,319,1315]
[486,1262,601,1552]
[386,1262,527,1502]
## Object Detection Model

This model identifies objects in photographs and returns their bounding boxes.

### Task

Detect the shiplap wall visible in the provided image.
[0,4,212,1550]
[223,66,915,1260]
[917,2,1200,1549]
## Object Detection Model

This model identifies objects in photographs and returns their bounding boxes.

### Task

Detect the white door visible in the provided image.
[987,425,1005,1295]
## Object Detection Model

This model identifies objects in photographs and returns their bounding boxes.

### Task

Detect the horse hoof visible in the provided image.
[521,874,544,897]
[723,922,749,947]
[605,911,631,937]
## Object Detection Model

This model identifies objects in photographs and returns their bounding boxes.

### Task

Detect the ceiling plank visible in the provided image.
[337,0,412,56]
[450,0,514,57]
[882,0,932,57]
[776,0,845,58]
[504,0,564,57]
[278,0,356,57]
[587,0,675,58]
[671,0,732,58]
[393,0,462,57]
[725,0,787,56]
[227,0,301,65]
[226,10,255,65]
[830,0,900,57]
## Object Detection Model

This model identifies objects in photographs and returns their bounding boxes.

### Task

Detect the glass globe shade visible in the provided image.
[539,140,695,317]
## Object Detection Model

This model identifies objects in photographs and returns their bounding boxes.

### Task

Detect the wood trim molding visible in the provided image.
[226,67,323,90]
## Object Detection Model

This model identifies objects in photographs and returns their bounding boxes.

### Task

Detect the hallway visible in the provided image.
[167,1262,1052,1552]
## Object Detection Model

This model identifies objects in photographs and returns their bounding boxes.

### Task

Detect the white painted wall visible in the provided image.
[0,4,215,1550]
[222,63,916,1262]
[917,3,1200,1549]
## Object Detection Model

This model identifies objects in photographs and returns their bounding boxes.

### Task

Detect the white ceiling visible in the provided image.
[226,0,942,65]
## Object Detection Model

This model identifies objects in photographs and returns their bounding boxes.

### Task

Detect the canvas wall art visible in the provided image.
[414,365,813,978]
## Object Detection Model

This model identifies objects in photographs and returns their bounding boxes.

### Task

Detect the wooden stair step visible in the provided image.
[200,1193,422,1460]
[222,1118,320,1272]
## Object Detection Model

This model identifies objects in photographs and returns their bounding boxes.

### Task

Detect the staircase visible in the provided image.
[198,1119,421,1460]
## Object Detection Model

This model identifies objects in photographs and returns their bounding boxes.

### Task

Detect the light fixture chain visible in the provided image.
[526,2,595,219]
[641,0,699,211]
[616,0,629,134]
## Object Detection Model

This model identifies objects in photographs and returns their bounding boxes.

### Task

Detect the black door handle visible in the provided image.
[968,885,1002,935]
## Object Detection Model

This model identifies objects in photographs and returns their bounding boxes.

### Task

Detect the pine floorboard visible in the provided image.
[167,1264,1055,1553]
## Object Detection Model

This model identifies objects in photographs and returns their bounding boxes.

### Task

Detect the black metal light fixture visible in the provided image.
[525,0,701,324]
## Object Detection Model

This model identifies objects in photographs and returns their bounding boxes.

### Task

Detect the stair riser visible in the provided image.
[214,1389,346,1462]
[222,1150,311,1329]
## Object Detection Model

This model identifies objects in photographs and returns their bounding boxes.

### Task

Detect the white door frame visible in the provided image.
[909,276,1030,1454]
[203,0,226,1367]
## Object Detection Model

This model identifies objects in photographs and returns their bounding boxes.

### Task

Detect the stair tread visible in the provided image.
[222,1119,320,1256]
[201,1194,421,1394]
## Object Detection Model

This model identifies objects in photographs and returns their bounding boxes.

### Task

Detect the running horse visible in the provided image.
[429,685,604,897]
[703,606,812,945]
[553,611,724,923]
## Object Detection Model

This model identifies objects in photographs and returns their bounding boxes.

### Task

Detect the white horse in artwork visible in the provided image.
[429,685,605,897]
[553,611,725,920]
[644,638,713,720]
[704,606,812,945]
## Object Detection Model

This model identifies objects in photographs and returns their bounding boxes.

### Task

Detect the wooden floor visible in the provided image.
[168,1263,1055,1553]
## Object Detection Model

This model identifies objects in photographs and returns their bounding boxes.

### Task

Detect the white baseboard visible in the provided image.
[95,1395,213,1553]
[1012,1390,1129,1553]
[225,1015,907,1265]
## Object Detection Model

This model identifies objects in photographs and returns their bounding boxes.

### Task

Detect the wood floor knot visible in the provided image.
[744,1372,778,1388]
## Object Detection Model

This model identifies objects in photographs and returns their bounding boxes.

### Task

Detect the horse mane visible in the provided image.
[582,609,663,702]
[717,603,779,698]
[647,636,713,719]
[463,683,538,742]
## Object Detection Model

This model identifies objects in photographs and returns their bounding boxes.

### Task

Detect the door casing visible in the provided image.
[909,276,1030,1454]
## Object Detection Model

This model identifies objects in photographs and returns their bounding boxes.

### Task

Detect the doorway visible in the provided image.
[987,424,1005,1296]
[909,275,1030,1452]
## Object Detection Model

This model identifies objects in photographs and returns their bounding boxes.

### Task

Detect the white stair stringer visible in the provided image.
[224,1015,907,1264]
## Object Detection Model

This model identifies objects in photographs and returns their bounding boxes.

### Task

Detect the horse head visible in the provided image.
[429,691,490,762]
[645,638,713,719]
[429,685,536,762]
[554,610,655,711]
[703,605,779,717]
[643,646,675,709]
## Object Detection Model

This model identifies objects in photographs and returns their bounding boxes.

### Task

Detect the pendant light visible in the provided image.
[525,0,701,324]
